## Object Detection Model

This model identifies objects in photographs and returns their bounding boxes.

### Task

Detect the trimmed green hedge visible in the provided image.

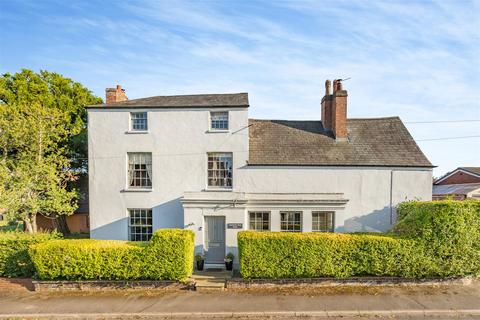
[238,232,428,279]
[239,200,480,279]
[394,200,480,277]
[0,231,62,277]
[29,229,194,281]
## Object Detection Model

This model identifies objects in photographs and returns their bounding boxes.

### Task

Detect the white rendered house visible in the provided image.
[87,81,433,266]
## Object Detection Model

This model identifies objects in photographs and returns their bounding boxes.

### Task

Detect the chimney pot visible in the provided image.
[325,80,331,96]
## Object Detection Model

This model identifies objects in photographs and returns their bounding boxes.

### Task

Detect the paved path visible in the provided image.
[0,280,479,319]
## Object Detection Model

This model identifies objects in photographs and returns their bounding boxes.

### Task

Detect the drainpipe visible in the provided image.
[389,170,394,225]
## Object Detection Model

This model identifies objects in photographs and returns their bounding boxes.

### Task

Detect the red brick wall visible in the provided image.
[321,95,333,130]
[37,213,90,233]
[436,171,480,185]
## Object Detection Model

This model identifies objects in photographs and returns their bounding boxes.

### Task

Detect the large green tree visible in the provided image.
[0,69,101,232]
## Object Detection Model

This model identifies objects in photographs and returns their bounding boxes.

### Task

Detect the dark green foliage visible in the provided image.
[29,229,194,281]
[0,231,61,277]
[239,200,480,279]
[394,200,480,277]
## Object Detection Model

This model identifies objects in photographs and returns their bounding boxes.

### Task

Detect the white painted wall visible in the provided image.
[88,106,432,254]
[88,107,249,239]
[236,167,432,232]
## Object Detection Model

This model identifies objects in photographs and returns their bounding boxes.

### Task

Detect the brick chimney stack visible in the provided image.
[105,85,128,104]
[321,79,348,141]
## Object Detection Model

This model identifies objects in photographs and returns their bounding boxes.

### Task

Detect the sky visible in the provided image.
[1,0,479,177]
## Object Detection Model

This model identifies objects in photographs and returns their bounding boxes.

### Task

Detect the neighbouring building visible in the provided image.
[433,167,480,200]
[87,81,433,267]
[37,175,90,233]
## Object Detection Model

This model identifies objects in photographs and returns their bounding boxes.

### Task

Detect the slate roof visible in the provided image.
[248,117,433,167]
[88,93,249,108]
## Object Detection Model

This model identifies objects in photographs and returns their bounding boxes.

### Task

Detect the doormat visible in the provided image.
[206,268,224,272]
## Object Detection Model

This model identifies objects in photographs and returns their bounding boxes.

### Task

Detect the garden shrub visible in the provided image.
[239,200,480,279]
[394,200,480,277]
[143,229,195,280]
[29,229,194,281]
[238,231,427,279]
[29,239,145,280]
[0,231,61,277]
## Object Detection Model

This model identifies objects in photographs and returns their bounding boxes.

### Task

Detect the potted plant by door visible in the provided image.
[224,252,234,271]
[195,254,205,271]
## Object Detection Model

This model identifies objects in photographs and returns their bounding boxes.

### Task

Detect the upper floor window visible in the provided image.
[249,211,270,231]
[207,152,232,188]
[131,112,148,131]
[129,209,152,241]
[210,111,229,130]
[312,211,334,232]
[280,211,302,232]
[128,153,152,189]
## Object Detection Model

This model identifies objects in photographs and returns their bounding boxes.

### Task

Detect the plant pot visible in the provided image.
[225,260,233,271]
[196,260,204,271]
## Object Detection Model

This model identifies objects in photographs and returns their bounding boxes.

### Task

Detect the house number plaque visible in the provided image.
[227,223,243,229]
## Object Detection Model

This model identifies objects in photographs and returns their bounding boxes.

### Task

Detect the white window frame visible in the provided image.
[127,152,152,189]
[128,208,153,241]
[130,112,148,132]
[312,211,334,232]
[280,211,302,232]
[249,211,270,231]
[209,111,229,131]
[207,152,233,189]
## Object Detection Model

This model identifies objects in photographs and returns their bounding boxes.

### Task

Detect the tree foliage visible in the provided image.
[0,69,101,232]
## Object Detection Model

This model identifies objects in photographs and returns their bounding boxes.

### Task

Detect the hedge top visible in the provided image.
[0,231,62,241]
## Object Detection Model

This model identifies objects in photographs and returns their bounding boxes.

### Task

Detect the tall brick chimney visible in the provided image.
[321,79,348,141]
[105,85,128,104]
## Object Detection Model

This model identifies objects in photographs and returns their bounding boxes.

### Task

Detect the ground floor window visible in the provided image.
[128,209,152,241]
[249,211,270,231]
[312,211,334,232]
[280,211,302,232]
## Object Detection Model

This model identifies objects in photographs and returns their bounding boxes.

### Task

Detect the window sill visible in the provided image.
[122,188,153,193]
[125,130,149,134]
[206,129,230,133]
[204,187,233,192]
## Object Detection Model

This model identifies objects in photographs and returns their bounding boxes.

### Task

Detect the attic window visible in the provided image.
[210,111,229,130]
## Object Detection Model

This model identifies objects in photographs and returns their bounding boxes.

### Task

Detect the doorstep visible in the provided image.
[191,270,232,291]
[203,263,225,270]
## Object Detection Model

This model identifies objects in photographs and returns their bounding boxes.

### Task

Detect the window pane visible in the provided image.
[207,153,232,188]
[128,153,152,188]
[249,211,270,231]
[210,112,229,130]
[312,212,334,232]
[280,211,302,232]
[131,112,148,131]
[128,209,153,241]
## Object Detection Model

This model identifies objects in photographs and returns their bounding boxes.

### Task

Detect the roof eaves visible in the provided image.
[246,163,436,168]
[459,167,480,176]
[86,104,249,109]
[434,167,480,184]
